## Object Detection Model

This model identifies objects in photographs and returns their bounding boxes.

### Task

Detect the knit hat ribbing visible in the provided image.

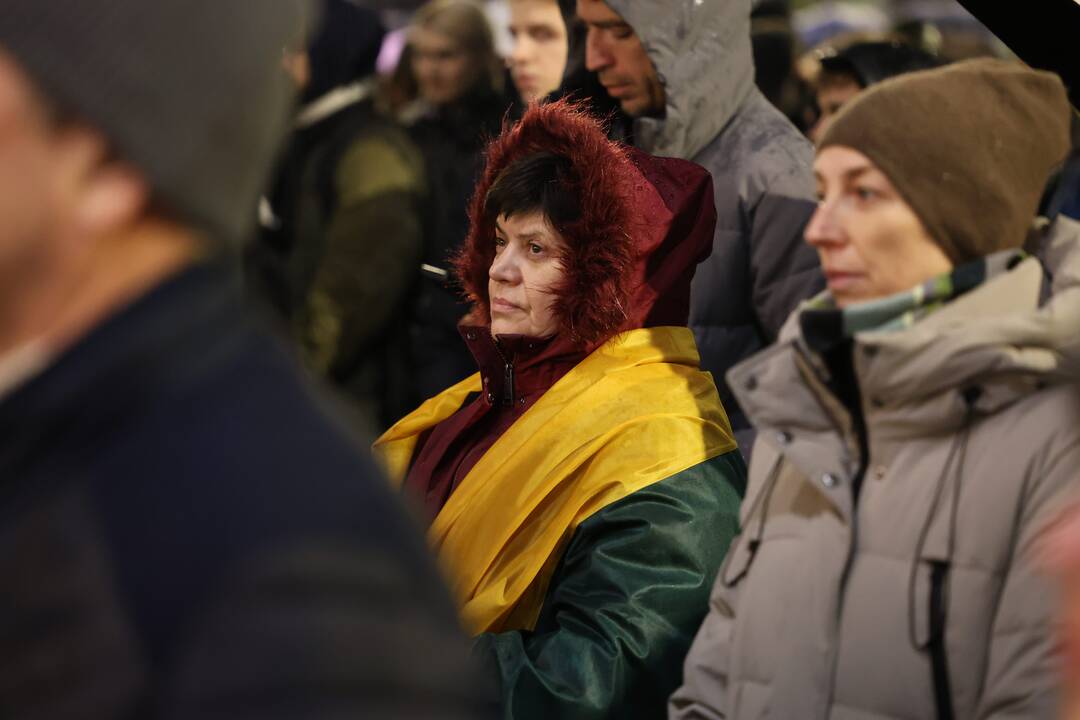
[819,58,1072,264]
[0,1,312,244]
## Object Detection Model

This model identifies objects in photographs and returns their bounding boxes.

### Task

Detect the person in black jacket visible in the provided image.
[397,0,514,403]
[0,2,494,717]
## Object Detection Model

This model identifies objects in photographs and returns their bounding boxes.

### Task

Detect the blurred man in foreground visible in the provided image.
[0,2,492,717]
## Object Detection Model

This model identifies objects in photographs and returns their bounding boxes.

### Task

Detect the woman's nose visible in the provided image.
[804,199,842,249]
[489,245,523,284]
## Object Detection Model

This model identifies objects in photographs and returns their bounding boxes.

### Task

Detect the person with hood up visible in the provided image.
[575,0,823,453]
[375,100,747,720]
[671,59,1078,720]
[253,0,425,431]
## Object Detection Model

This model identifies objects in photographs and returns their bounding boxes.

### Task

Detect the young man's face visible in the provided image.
[576,0,664,117]
[507,0,569,104]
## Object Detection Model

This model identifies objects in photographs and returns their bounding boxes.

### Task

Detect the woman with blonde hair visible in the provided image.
[399,0,515,408]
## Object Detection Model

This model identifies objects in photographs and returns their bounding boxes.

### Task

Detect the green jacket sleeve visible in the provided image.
[473,450,747,720]
[297,130,424,379]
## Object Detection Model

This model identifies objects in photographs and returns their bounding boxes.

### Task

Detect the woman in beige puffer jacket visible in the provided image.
[671,59,1079,720]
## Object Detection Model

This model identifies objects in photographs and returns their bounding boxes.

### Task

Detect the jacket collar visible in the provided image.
[0,260,249,473]
[295,79,375,129]
[732,217,1080,450]
[458,325,585,409]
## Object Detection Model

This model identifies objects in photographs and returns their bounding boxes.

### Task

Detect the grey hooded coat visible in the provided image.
[670,217,1080,719]
[606,0,823,446]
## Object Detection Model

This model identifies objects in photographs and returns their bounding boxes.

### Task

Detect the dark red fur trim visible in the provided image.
[451,99,642,348]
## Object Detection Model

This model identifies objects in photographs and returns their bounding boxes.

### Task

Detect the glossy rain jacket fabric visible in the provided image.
[606,0,823,449]
[376,101,747,719]
[670,217,1080,719]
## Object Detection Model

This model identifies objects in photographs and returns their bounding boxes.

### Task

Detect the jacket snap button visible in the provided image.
[519,397,526,406]
[745,375,758,391]
[466,331,477,341]
[486,393,495,403]
[873,465,887,481]
[821,473,838,488]
[775,430,792,445]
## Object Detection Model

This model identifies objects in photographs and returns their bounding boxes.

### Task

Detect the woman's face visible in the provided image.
[488,211,567,337]
[806,146,953,307]
[507,0,569,103]
[410,26,476,106]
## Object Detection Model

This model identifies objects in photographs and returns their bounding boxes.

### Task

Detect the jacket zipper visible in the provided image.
[492,339,515,407]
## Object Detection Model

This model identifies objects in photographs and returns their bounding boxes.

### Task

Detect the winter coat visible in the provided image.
[606,0,823,449]
[251,84,425,431]
[376,103,748,720]
[0,260,495,719]
[670,217,1080,720]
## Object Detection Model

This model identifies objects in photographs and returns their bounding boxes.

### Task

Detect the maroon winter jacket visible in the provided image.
[403,101,717,521]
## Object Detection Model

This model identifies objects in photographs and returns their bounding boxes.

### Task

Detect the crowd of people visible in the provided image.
[2,0,1080,718]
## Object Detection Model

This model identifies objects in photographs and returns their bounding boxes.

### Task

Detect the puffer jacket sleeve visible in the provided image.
[667,587,735,720]
[473,451,746,720]
[975,434,1080,718]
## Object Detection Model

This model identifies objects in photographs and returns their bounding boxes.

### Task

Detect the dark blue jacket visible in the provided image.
[0,261,494,718]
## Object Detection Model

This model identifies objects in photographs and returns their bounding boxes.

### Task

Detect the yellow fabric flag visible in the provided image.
[374,326,736,634]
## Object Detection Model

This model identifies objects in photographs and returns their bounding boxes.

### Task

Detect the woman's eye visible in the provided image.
[529,243,544,255]
[494,236,507,249]
[854,186,879,201]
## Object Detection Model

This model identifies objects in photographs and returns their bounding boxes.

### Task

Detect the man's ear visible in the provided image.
[73,158,148,239]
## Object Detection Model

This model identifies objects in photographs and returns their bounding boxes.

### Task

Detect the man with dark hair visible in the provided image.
[575,0,822,453]
[0,2,492,717]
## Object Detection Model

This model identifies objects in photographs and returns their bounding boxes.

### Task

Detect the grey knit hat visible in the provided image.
[0,1,312,243]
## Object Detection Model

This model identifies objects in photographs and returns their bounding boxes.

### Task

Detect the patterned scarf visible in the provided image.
[801,250,1026,349]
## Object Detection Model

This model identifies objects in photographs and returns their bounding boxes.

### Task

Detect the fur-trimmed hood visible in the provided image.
[453,100,716,349]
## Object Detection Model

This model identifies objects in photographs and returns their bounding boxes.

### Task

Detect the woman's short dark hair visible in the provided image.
[483,151,581,232]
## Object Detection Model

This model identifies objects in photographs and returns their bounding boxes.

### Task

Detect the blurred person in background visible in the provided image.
[807,39,941,142]
[750,0,817,133]
[376,101,746,720]
[506,0,570,104]
[576,0,821,457]
[0,1,494,716]
[253,0,425,432]
[1040,502,1080,720]
[400,0,513,406]
[672,59,1076,720]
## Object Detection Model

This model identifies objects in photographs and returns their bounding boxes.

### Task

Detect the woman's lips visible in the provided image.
[513,73,537,90]
[824,271,863,292]
[491,297,521,312]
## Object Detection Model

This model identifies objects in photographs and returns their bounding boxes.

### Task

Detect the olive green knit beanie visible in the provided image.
[0,1,313,244]
[819,58,1073,264]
